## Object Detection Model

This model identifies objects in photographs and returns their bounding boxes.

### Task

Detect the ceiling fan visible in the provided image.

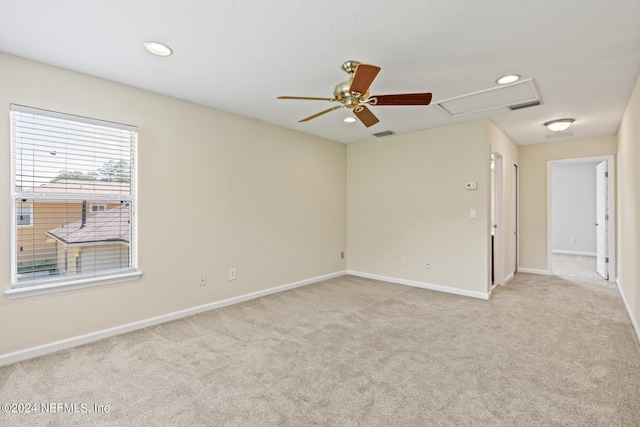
[277,60,432,127]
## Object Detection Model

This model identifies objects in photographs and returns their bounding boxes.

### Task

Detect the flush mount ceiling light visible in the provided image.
[144,41,173,57]
[344,117,357,123]
[496,74,521,85]
[544,118,575,132]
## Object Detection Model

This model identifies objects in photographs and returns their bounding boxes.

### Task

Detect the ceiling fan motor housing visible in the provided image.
[334,80,368,108]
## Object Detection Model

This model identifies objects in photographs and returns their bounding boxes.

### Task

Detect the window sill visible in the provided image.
[4,271,142,299]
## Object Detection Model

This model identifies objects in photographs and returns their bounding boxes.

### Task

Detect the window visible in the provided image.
[8,104,140,297]
[16,202,33,226]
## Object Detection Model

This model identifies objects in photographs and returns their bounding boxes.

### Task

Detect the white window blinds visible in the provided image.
[10,104,138,287]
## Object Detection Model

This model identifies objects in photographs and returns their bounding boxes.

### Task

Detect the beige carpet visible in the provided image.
[1,271,639,426]
[553,253,606,282]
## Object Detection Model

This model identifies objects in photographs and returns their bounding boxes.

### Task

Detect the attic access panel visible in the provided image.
[436,79,541,116]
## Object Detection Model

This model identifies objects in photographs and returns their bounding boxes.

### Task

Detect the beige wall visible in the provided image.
[487,122,519,281]
[347,120,491,295]
[616,74,640,334]
[518,136,617,272]
[0,53,346,354]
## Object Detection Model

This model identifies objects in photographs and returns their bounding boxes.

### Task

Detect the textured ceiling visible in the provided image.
[1,0,639,145]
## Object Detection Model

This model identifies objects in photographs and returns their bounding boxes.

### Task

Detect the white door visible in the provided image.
[512,163,518,274]
[491,150,504,285]
[595,161,608,280]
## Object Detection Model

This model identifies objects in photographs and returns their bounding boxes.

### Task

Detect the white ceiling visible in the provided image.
[1,0,639,145]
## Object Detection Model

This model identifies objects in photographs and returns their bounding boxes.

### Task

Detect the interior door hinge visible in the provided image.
[605,214,609,220]
[605,171,608,177]
[605,257,609,263]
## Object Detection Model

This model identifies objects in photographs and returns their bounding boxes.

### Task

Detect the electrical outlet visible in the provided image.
[570,237,576,243]
[229,268,237,281]
[199,275,207,286]
[341,251,344,259]
[401,256,407,265]
[425,260,431,269]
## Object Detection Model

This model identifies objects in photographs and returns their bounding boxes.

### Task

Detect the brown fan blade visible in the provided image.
[353,105,380,127]
[370,93,433,106]
[278,96,337,102]
[299,105,342,122]
[349,64,381,96]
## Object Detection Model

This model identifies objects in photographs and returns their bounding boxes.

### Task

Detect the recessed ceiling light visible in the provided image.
[144,41,173,57]
[496,74,521,85]
[544,118,575,132]
[344,117,356,123]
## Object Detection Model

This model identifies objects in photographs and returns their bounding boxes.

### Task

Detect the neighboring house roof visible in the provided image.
[46,204,130,245]
[25,179,130,196]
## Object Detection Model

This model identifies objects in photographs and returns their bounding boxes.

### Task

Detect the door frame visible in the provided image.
[596,161,608,279]
[512,162,519,276]
[546,155,615,281]
[490,147,505,287]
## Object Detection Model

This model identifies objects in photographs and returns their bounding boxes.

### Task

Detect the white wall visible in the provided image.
[551,162,598,255]
[0,53,346,355]
[617,73,640,339]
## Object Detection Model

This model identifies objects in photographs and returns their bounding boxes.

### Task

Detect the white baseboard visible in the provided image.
[552,250,597,257]
[347,270,490,300]
[0,270,347,367]
[616,278,640,344]
[518,268,552,275]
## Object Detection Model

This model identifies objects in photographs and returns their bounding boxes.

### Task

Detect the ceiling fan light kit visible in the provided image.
[277,60,433,127]
[544,118,575,132]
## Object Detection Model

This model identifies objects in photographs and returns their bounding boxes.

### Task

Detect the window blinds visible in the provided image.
[10,104,138,286]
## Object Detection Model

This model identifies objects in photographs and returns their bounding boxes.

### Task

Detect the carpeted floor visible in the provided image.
[553,253,607,282]
[1,270,639,426]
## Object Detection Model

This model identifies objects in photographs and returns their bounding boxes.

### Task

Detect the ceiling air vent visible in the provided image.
[509,100,541,110]
[372,130,395,137]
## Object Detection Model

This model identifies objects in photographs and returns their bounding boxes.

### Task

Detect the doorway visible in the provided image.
[490,149,504,287]
[512,163,519,276]
[547,156,615,281]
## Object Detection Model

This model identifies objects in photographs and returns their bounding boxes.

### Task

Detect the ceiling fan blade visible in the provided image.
[299,105,342,122]
[349,64,381,96]
[370,93,433,106]
[354,105,380,127]
[278,96,337,102]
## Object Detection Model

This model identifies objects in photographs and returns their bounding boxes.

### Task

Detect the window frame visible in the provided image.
[6,104,142,299]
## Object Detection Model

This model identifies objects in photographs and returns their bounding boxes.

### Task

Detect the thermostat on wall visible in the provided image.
[466,182,477,190]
